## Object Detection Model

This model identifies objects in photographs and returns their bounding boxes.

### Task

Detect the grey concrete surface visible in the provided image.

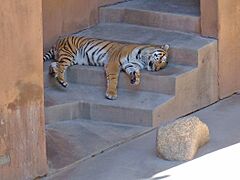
[45,62,194,94]
[46,119,151,174]
[76,23,215,66]
[45,23,218,127]
[110,0,200,16]
[193,95,240,155]
[45,83,173,125]
[66,64,194,95]
[45,94,240,180]
[151,143,240,180]
[100,0,200,33]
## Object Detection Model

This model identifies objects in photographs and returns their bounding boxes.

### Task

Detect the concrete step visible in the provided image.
[45,83,174,126]
[44,62,195,95]
[67,63,194,95]
[100,0,200,34]
[75,23,216,66]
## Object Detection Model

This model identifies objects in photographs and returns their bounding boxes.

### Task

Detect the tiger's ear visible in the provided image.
[162,44,170,51]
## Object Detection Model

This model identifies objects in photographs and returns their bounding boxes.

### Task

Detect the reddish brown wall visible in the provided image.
[201,0,240,98]
[200,0,218,38]
[43,0,123,50]
[0,1,48,179]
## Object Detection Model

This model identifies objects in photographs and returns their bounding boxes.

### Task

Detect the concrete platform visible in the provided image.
[100,0,200,33]
[46,119,151,174]
[44,94,240,180]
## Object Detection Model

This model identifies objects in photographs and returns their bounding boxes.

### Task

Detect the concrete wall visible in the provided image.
[0,1,48,179]
[201,0,240,98]
[43,0,123,50]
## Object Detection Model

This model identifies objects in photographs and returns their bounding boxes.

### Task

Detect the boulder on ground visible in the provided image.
[156,116,210,161]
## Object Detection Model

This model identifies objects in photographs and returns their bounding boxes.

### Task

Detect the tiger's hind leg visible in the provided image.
[105,56,121,100]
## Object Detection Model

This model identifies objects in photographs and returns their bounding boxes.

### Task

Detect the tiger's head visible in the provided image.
[144,44,170,71]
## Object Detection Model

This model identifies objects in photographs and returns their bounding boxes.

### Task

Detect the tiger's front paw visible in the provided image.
[130,71,140,85]
[105,91,117,100]
[56,77,68,88]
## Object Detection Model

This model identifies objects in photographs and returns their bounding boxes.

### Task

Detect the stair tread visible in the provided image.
[75,23,215,51]
[108,0,200,17]
[68,63,195,78]
[45,83,173,110]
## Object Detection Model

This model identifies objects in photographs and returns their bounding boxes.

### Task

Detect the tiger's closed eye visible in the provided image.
[160,52,165,56]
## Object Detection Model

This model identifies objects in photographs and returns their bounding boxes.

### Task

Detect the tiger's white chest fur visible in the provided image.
[120,47,146,73]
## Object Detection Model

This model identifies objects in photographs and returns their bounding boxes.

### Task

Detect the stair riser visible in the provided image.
[100,8,200,34]
[45,102,90,124]
[66,66,176,95]
[152,42,219,127]
[45,102,153,126]
[90,104,153,126]
[44,67,176,94]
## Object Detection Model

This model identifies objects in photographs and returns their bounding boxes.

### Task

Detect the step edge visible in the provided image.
[44,85,174,111]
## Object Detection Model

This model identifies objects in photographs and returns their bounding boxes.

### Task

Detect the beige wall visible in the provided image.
[43,0,122,50]
[218,0,240,97]
[201,0,240,98]
[0,1,47,179]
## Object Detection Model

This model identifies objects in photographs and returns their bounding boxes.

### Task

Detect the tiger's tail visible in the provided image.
[43,47,55,62]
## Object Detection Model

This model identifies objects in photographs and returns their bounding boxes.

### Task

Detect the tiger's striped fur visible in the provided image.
[44,36,169,100]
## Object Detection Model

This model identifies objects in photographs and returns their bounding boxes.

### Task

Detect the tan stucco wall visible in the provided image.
[218,0,240,98]
[43,0,123,50]
[0,1,48,179]
[201,0,240,98]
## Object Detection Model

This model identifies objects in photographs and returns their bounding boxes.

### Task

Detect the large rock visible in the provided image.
[156,116,210,161]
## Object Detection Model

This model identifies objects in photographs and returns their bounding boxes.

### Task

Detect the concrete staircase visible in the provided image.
[100,0,201,33]
[45,0,218,127]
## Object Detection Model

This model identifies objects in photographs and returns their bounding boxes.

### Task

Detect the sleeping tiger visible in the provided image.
[44,36,169,100]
